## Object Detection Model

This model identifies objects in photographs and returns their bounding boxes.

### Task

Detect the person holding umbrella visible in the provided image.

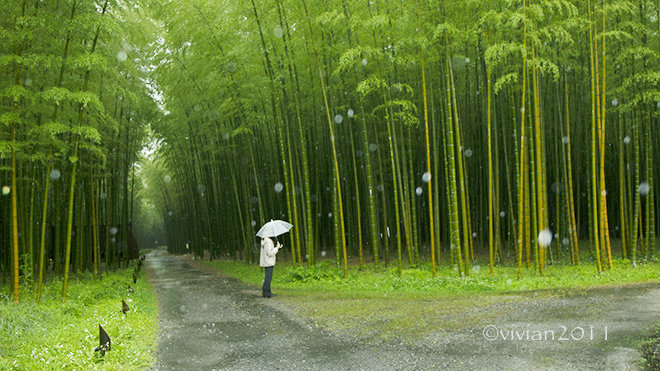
[256,219,293,298]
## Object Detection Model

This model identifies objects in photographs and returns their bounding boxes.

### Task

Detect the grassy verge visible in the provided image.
[203,257,660,342]
[641,324,660,370]
[0,266,158,370]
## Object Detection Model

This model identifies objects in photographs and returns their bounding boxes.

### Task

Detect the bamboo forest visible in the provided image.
[3,0,660,299]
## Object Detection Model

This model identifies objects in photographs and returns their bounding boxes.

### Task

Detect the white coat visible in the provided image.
[260,237,279,267]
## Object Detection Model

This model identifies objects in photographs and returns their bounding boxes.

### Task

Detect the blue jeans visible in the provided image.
[262,266,274,297]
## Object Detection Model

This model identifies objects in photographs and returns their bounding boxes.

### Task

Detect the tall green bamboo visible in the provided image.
[587,0,603,273]
[301,0,348,278]
[250,0,297,267]
[62,0,108,302]
[360,99,379,266]
[645,125,655,260]
[444,33,464,277]
[517,0,528,280]
[10,0,27,304]
[486,22,494,276]
[563,73,579,265]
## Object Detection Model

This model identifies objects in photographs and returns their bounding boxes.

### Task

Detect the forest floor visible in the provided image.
[145,250,659,370]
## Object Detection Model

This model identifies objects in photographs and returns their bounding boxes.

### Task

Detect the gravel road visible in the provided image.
[145,250,660,371]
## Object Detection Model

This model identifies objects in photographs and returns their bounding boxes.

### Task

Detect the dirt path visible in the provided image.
[146,250,659,370]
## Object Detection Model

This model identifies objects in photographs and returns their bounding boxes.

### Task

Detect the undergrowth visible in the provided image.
[641,324,660,370]
[205,256,660,295]
[0,265,159,370]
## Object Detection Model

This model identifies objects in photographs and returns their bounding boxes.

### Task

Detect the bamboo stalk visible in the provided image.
[301,0,348,277]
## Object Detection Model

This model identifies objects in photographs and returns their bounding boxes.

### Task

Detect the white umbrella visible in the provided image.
[256,219,293,238]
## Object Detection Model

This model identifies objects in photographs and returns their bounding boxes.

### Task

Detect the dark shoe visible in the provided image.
[270,294,276,297]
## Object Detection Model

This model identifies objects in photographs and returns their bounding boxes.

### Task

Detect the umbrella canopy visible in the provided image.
[256,219,293,238]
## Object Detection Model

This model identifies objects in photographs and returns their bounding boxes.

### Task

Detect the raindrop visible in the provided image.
[273,26,284,38]
[451,56,466,71]
[310,194,318,202]
[639,182,650,196]
[49,169,61,181]
[623,136,631,145]
[116,50,127,62]
[251,197,259,204]
[274,182,284,193]
[537,229,552,247]
[562,136,569,145]
[551,182,563,193]
[151,204,156,209]
[506,279,513,286]
[110,237,116,244]
[465,57,470,64]
[194,104,202,112]
[24,78,32,86]
[472,232,477,238]
[328,213,333,218]
[179,305,186,312]
[611,99,619,107]
[168,211,173,216]
[369,143,378,152]
[251,220,256,227]
[362,58,368,66]
[334,114,343,124]
[347,109,354,117]
[415,187,423,196]
[464,149,473,158]
[376,184,384,192]
[500,211,505,218]
[197,184,206,194]
[321,251,326,257]
[601,190,607,197]
[521,107,525,114]
[2,186,10,196]
[164,175,171,183]
[223,133,230,140]
[657,100,660,110]
[472,265,481,274]
[294,186,302,195]
[109,227,118,236]
[422,172,431,183]
[202,303,208,310]
[562,238,570,246]
[100,192,107,200]
[356,150,363,158]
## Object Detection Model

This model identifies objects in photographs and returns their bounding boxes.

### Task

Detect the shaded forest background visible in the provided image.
[2,0,660,303]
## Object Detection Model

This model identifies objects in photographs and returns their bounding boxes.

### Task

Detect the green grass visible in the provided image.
[0,265,159,370]
[203,255,660,342]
